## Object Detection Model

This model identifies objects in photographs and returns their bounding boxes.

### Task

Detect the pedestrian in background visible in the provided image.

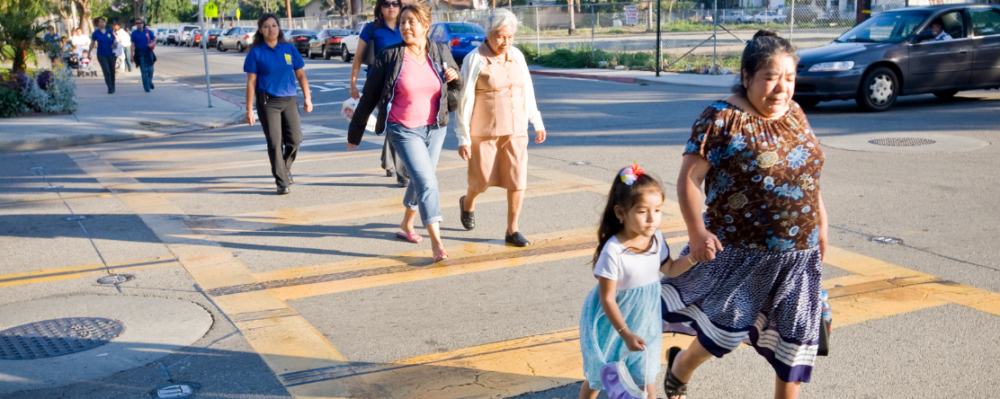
[244,13,313,195]
[89,17,117,94]
[347,2,461,263]
[130,19,156,92]
[71,28,90,58]
[115,23,132,72]
[454,8,545,248]
[578,165,699,399]
[349,0,409,187]
[660,30,828,399]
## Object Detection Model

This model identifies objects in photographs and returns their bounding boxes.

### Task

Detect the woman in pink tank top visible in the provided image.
[347,3,462,263]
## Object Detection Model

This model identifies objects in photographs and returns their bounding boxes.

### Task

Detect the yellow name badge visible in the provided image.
[285,53,292,65]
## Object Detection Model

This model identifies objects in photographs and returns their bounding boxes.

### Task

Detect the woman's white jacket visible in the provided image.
[455,46,544,148]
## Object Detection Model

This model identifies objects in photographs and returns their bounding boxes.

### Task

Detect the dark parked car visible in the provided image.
[287,29,318,55]
[429,22,486,64]
[308,29,354,59]
[795,4,1000,111]
[204,29,224,48]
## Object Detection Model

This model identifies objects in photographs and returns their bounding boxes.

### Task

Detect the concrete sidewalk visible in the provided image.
[0,67,243,152]
[528,65,737,88]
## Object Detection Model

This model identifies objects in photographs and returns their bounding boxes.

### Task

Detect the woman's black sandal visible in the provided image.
[664,346,689,398]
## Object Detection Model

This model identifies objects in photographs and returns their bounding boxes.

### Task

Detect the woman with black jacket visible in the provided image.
[347,2,461,263]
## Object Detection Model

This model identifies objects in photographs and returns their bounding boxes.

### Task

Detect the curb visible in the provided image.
[529,70,637,84]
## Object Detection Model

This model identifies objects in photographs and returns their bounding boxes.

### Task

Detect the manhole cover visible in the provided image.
[571,161,590,166]
[870,236,903,245]
[0,317,125,360]
[97,274,134,284]
[868,137,936,147]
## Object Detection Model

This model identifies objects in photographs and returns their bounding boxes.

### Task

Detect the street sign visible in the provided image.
[624,5,639,25]
[204,2,218,18]
[236,8,241,19]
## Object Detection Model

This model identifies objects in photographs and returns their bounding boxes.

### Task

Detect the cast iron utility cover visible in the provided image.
[0,317,124,360]
[868,137,936,147]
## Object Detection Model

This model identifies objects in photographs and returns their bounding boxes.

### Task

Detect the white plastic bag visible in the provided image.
[342,97,378,132]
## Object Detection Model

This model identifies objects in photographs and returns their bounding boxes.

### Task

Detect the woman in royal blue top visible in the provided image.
[350,0,408,188]
[88,17,118,94]
[244,14,314,195]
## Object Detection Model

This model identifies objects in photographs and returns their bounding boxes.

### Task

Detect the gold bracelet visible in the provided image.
[688,257,697,266]
[617,325,627,333]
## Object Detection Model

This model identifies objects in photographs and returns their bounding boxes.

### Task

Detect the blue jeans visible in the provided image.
[137,52,154,92]
[388,122,446,226]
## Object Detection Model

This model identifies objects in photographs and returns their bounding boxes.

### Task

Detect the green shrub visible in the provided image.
[0,86,26,118]
[515,43,538,64]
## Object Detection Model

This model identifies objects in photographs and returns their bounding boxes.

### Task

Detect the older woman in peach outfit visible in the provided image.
[455,9,546,247]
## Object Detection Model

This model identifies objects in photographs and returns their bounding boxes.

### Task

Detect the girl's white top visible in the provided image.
[593,230,669,290]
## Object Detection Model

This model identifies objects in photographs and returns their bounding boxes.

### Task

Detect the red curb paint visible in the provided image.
[529,70,637,84]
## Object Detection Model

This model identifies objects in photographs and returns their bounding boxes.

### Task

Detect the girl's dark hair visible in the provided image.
[93,16,105,25]
[372,0,391,29]
[593,168,664,266]
[732,29,799,97]
[252,13,287,48]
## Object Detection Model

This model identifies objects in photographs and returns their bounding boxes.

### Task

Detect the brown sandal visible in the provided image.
[664,346,689,399]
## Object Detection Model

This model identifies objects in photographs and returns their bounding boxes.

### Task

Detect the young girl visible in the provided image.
[579,164,701,399]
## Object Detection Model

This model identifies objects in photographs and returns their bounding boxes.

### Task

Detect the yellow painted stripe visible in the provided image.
[97,149,382,179]
[823,246,1000,317]
[64,149,371,399]
[0,257,180,288]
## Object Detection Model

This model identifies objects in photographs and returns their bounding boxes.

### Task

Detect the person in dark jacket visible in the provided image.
[347,2,461,263]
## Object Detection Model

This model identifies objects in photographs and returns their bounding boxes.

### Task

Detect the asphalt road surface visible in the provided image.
[1,44,998,398]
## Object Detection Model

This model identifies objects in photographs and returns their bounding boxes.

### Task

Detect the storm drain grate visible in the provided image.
[0,317,124,360]
[868,137,936,147]
[119,120,192,131]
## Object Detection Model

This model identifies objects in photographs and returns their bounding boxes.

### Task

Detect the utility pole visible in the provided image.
[712,0,717,73]
[286,0,293,28]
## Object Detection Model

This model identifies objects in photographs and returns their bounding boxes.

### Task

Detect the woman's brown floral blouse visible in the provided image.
[684,101,824,252]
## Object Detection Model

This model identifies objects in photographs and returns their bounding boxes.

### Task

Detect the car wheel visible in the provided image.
[237,42,244,53]
[933,90,958,99]
[218,42,226,52]
[341,45,351,62]
[796,99,820,108]
[856,66,898,112]
[323,46,330,60]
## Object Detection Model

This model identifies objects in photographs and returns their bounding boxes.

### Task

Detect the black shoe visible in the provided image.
[289,175,294,185]
[459,196,475,230]
[150,83,154,89]
[277,186,291,195]
[386,169,395,177]
[397,178,408,188]
[108,89,114,94]
[505,231,530,247]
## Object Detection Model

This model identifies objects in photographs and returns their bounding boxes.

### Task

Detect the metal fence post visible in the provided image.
[591,4,595,60]
[790,0,795,43]
[535,7,540,55]
[656,0,661,76]
[713,0,717,72]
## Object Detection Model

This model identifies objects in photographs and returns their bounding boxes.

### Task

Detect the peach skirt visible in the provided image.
[468,134,528,193]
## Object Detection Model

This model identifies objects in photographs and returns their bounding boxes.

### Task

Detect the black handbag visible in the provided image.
[817,315,830,356]
[361,23,375,66]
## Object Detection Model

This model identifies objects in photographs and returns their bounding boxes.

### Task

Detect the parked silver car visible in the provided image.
[177,24,200,46]
[217,26,257,52]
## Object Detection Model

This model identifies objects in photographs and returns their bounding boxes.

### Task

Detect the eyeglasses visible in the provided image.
[382,1,401,8]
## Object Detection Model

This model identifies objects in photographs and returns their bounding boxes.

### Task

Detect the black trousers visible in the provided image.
[256,95,302,187]
[96,54,115,91]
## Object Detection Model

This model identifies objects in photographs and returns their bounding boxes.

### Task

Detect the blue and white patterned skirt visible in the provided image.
[580,281,662,390]
[661,245,822,383]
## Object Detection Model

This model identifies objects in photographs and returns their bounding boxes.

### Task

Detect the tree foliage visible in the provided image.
[0,0,52,72]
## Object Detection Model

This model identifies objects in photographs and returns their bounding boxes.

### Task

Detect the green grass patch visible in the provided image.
[516,42,742,74]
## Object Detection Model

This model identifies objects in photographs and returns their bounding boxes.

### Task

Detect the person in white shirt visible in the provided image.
[70,28,91,57]
[115,23,133,72]
[927,20,954,41]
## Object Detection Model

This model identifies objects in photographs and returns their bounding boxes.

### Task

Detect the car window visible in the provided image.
[836,10,928,43]
[970,8,1000,36]
[938,11,966,39]
[447,24,486,34]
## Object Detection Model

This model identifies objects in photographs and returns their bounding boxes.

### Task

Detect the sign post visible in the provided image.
[195,0,213,107]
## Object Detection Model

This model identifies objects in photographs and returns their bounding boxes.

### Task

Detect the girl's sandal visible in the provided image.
[433,250,449,263]
[664,346,689,399]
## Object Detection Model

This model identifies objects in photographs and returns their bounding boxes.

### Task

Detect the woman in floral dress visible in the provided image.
[660,30,828,399]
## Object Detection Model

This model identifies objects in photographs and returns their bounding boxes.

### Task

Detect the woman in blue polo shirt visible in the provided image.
[350,0,408,188]
[244,13,314,195]
[88,17,118,94]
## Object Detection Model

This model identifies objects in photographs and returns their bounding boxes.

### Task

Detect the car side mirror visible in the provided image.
[916,30,936,43]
